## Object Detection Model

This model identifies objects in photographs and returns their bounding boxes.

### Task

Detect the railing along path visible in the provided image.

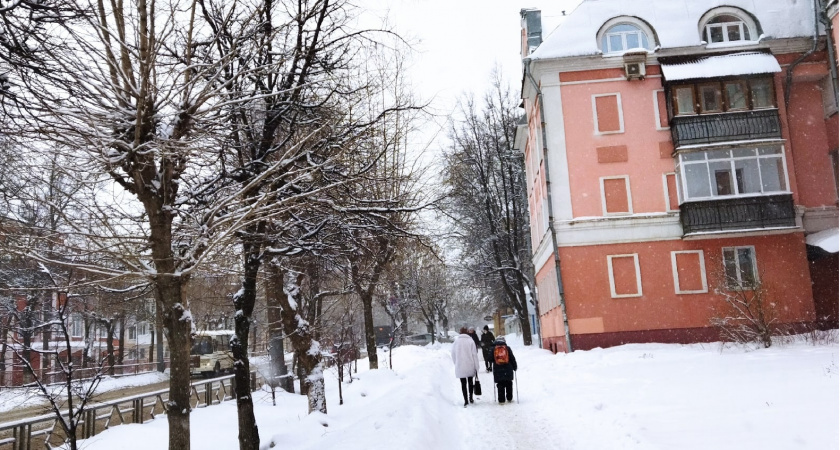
[0,371,263,450]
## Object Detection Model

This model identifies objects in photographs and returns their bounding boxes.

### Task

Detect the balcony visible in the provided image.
[671,109,782,148]
[680,194,796,234]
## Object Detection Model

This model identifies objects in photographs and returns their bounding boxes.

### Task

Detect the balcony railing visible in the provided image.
[680,194,796,234]
[671,109,782,148]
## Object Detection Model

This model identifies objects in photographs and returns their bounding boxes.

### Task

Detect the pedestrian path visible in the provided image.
[438,346,566,450]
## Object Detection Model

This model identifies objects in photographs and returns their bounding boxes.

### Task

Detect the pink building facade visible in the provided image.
[517,0,839,352]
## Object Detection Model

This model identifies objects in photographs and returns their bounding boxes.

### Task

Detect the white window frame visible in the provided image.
[597,17,656,56]
[677,145,791,202]
[662,172,680,212]
[600,175,633,215]
[670,250,708,294]
[698,7,759,47]
[653,89,669,130]
[591,93,625,135]
[721,246,759,290]
[607,254,643,298]
[70,313,83,338]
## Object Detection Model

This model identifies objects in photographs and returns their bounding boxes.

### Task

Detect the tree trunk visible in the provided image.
[117,316,125,366]
[273,265,326,413]
[232,238,261,450]
[266,263,293,393]
[359,290,378,370]
[105,322,116,376]
[21,305,33,384]
[149,325,155,364]
[157,277,192,450]
[0,315,10,385]
[156,312,165,372]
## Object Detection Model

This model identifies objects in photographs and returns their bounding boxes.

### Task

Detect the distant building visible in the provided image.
[517,0,838,352]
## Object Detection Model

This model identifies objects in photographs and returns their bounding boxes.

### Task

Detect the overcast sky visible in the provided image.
[358,0,584,159]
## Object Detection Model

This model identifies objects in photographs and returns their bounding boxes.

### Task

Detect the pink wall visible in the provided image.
[559,71,674,217]
[783,68,838,207]
[544,233,815,336]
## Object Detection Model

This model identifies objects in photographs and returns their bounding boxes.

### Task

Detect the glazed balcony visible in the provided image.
[671,109,782,148]
[680,194,796,235]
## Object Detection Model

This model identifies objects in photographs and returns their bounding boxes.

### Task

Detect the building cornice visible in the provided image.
[553,213,684,247]
[527,37,822,79]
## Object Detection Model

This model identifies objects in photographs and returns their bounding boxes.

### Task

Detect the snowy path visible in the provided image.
[71,336,838,450]
[442,350,565,450]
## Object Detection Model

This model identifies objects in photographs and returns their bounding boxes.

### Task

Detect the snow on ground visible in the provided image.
[0,371,169,413]
[73,333,837,450]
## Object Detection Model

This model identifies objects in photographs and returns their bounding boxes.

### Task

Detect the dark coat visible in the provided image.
[468,331,481,352]
[480,331,495,358]
[491,343,517,383]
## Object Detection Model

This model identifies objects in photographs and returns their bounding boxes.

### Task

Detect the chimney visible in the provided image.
[520,8,542,57]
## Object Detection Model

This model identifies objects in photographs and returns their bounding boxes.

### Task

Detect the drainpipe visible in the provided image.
[785,0,821,108]
[818,0,839,104]
[523,57,573,352]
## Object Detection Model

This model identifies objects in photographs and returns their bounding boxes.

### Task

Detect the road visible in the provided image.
[0,376,174,424]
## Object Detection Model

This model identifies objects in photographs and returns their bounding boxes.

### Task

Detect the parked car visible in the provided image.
[404,333,433,346]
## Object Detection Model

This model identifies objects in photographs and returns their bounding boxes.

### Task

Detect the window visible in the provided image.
[671,250,708,294]
[676,145,788,201]
[592,93,624,134]
[722,246,758,289]
[600,176,633,215]
[670,78,775,116]
[724,81,748,110]
[601,24,651,54]
[128,326,136,340]
[698,83,723,113]
[70,314,83,338]
[673,86,696,116]
[749,79,774,109]
[138,322,148,336]
[704,14,751,43]
[607,254,643,298]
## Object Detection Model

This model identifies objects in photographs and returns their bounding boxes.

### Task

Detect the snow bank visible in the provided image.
[74,334,838,450]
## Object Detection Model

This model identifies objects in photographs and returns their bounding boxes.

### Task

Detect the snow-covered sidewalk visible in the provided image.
[74,335,838,450]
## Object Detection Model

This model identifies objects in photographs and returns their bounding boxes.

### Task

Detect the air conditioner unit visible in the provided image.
[624,62,646,80]
[622,50,647,81]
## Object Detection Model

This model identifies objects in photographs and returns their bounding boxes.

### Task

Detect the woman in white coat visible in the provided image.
[451,327,481,407]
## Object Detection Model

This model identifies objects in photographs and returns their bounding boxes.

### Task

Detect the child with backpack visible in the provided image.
[491,336,517,404]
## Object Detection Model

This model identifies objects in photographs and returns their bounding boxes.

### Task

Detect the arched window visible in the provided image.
[699,8,760,45]
[601,23,651,54]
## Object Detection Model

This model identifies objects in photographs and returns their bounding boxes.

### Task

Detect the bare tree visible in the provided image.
[711,267,778,348]
[443,70,537,345]
[10,293,109,450]
[0,1,283,446]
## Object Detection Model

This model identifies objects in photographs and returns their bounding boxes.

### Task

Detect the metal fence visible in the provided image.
[0,371,263,450]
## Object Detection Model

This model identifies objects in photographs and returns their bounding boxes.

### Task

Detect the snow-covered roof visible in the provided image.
[806,228,839,253]
[530,0,819,60]
[660,52,781,81]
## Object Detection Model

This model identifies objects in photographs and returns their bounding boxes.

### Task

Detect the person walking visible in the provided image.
[480,325,495,372]
[451,327,481,407]
[491,336,517,404]
[467,327,481,353]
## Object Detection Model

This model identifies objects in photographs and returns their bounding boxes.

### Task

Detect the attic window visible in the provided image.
[705,15,750,43]
[601,24,651,54]
[699,7,760,46]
